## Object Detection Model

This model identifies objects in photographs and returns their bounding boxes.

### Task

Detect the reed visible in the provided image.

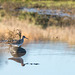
[0,16,75,44]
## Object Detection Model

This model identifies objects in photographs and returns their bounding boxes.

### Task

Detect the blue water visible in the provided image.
[22,8,75,19]
[0,41,75,75]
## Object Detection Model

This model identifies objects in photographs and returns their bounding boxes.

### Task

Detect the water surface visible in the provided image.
[22,8,75,19]
[0,41,75,75]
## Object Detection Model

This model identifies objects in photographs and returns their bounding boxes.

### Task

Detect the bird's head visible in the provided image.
[23,36,28,39]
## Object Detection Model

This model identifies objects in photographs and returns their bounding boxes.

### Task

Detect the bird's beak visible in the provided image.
[25,37,28,39]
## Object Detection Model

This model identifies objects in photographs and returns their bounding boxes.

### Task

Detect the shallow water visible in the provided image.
[0,41,75,75]
[21,8,75,19]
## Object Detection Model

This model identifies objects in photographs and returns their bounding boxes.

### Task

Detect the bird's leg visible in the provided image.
[19,46,21,48]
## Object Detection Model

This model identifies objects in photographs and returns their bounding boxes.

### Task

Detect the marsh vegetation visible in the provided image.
[0,0,75,44]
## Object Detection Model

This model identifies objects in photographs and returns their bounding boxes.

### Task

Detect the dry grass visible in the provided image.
[0,16,44,43]
[0,16,75,44]
[46,26,75,44]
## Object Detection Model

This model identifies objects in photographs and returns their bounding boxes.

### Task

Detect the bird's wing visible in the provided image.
[15,39,23,44]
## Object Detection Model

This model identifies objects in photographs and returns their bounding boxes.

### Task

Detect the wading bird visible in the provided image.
[10,36,28,47]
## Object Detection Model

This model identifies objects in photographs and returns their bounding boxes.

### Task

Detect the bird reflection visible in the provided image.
[10,47,26,57]
[9,46,39,66]
[8,47,26,66]
[8,57,25,66]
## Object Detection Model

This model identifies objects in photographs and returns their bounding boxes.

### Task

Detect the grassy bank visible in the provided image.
[0,1,75,10]
[0,1,75,8]
[29,1,75,9]
[0,1,74,28]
